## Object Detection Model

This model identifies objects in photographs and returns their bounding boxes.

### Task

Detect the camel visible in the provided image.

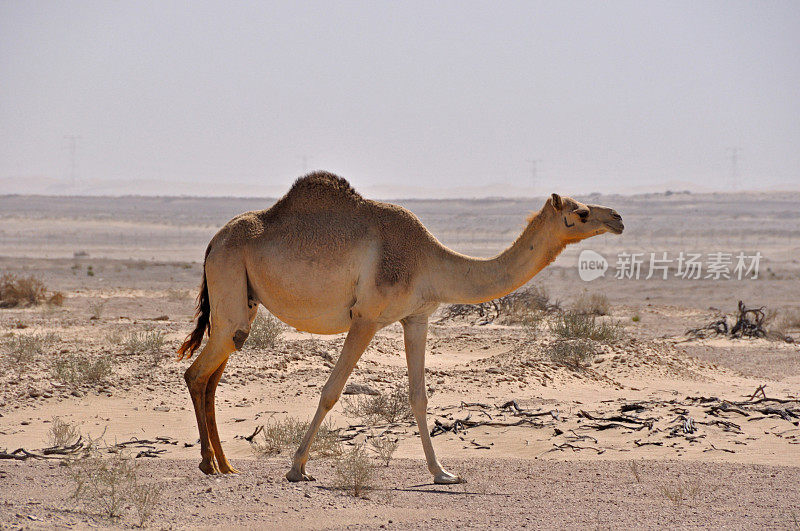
[177,171,623,484]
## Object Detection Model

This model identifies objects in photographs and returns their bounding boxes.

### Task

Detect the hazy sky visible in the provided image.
[1,1,799,196]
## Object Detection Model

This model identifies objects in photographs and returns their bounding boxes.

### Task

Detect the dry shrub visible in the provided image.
[123,330,166,365]
[368,435,399,467]
[342,385,412,424]
[48,416,81,447]
[89,300,106,320]
[0,274,47,307]
[572,290,611,316]
[3,332,59,375]
[657,478,704,508]
[439,284,558,324]
[51,353,112,385]
[550,312,620,341]
[545,339,595,370]
[66,450,162,525]
[495,284,556,324]
[250,417,341,458]
[48,291,65,306]
[246,311,283,349]
[333,445,375,497]
[165,288,191,301]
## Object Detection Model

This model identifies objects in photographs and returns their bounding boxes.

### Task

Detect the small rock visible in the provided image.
[153,406,170,412]
[71,390,83,397]
[343,383,380,396]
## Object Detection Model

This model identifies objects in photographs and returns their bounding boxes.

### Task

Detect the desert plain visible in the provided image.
[1,191,799,529]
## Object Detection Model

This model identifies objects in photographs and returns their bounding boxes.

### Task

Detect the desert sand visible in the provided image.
[1,191,799,529]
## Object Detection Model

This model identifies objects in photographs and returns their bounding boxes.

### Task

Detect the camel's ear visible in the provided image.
[550,193,563,211]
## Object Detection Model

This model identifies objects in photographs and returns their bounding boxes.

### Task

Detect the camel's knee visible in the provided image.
[232,329,249,350]
[319,385,341,412]
[184,367,206,394]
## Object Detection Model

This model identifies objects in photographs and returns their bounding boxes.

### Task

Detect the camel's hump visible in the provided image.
[281,171,363,208]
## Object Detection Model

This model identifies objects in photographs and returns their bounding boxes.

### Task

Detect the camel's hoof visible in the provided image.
[286,469,315,482]
[218,464,240,474]
[199,460,219,475]
[434,471,464,485]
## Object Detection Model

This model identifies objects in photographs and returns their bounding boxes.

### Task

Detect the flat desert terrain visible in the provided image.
[1,191,799,529]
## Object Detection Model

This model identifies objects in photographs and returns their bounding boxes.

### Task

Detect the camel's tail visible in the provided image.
[177,245,212,360]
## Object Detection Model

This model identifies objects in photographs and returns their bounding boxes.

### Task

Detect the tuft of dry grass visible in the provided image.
[246,311,283,349]
[250,417,342,458]
[368,435,399,467]
[122,330,166,366]
[656,478,704,508]
[545,339,596,370]
[496,284,557,324]
[89,300,107,320]
[3,332,59,376]
[47,291,65,306]
[51,353,113,385]
[550,312,621,342]
[48,417,81,447]
[66,450,162,524]
[333,445,375,497]
[165,288,191,301]
[572,290,611,316]
[342,384,412,425]
[0,274,48,307]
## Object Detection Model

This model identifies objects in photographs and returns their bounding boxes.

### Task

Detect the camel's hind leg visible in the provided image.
[184,259,254,475]
[204,302,257,474]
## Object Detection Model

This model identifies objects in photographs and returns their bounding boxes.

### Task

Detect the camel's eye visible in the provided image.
[577,210,589,222]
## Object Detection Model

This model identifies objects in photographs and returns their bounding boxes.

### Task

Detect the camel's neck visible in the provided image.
[431,207,565,304]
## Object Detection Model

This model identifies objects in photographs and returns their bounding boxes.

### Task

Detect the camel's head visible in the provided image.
[548,193,624,243]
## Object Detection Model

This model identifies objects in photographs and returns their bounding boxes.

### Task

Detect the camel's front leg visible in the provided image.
[402,316,463,484]
[286,318,377,482]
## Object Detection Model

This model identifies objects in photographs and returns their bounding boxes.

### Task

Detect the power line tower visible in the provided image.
[726,147,741,190]
[527,158,541,195]
[64,135,80,188]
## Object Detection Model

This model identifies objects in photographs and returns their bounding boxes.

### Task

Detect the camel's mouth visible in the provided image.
[605,220,624,235]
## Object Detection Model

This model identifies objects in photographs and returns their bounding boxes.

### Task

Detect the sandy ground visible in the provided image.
[1,192,800,529]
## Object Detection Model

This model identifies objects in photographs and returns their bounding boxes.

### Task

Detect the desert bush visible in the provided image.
[572,290,611,316]
[550,312,620,341]
[246,311,283,349]
[250,417,341,458]
[0,274,47,307]
[165,288,191,301]
[48,416,81,447]
[439,284,558,324]
[48,291,65,306]
[130,482,163,527]
[368,435,399,467]
[51,353,112,385]
[67,451,136,518]
[545,339,595,370]
[342,385,412,424]
[66,450,161,524]
[122,330,166,365]
[89,300,106,320]
[333,445,374,497]
[3,332,59,375]
[496,284,557,323]
[657,478,703,508]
